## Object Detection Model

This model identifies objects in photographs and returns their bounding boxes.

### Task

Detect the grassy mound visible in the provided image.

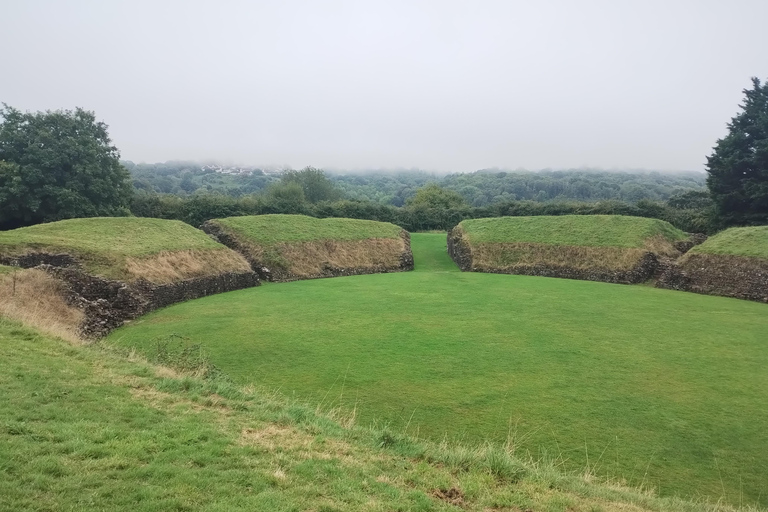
[2,318,759,511]
[688,226,768,259]
[0,217,251,283]
[203,214,413,281]
[110,234,768,507]
[449,215,689,283]
[658,226,768,302]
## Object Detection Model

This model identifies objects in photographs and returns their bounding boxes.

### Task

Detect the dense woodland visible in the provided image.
[126,162,716,233]
[126,161,706,205]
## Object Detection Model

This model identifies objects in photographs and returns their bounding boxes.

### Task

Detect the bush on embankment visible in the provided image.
[0,217,258,338]
[449,215,691,284]
[203,214,414,281]
[658,226,768,302]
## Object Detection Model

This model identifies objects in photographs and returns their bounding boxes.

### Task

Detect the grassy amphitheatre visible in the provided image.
[202,214,413,281]
[659,226,768,302]
[448,215,689,283]
[109,233,768,507]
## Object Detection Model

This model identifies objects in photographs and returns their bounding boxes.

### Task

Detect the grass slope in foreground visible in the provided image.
[203,214,412,281]
[659,226,768,302]
[0,217,250,283]
[109,234,768,507]
[449,215,688,283]
[2,319,761,512]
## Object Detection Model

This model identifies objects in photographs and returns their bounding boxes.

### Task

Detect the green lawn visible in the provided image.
[458,215,688,247]
[209,214,403,246]
[690,226,768,259]
[109,234,768,506]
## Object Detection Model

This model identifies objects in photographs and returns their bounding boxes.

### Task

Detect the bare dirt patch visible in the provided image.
[431,486,466,506]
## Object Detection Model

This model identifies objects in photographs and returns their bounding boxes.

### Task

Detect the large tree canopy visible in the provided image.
[406,183,468,209]
[280,167,342,203]
[706,77,768,226]
[0,105,131,229]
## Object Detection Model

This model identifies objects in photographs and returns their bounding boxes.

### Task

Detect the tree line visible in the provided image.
[126,160,707,206]
[1,77,767,233]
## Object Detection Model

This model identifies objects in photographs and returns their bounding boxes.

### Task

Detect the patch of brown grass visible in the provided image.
[472,243,651,271]
[0,268,83,343]
[124,249,252,284]
[277,238,406,276]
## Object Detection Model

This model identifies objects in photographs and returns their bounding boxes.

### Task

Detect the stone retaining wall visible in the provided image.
[656,254,768,303]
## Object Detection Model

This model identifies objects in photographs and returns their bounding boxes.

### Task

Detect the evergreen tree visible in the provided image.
[706,77,768,226]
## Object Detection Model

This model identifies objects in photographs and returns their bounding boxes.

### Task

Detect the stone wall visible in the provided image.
[447,227,473,272]
[656,253,768,303]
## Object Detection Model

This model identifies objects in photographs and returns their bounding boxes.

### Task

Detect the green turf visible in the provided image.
[689,226,768,259]
[0,264,15,275]
[4,320,746,512]
[458,215,688,247]
[211,214,403,246]
[108,234,768,506]
[0,217,222,257]
[411,233,458,272]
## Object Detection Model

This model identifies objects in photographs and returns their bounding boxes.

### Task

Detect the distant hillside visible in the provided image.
[125,161,706,205]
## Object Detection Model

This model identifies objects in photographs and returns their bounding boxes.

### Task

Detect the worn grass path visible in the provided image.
[110,234,768,506]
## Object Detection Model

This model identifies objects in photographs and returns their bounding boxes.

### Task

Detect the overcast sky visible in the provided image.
[2,0,767,172]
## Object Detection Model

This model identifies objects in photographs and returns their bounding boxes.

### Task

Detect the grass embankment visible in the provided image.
[204,214,410,279]
[453,215,688,273]
[2,319,761,512]
[0,217,250,283]
[110,234,768,507]
[662,226,768,302]
[688,226,768,259]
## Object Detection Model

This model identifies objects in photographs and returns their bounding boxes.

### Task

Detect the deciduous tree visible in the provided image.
[0,105,131,229]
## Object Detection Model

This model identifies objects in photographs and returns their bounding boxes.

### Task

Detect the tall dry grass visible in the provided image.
[0,268,83,343]
[472,243,649,271]
[124,249,252,284]
[469,235,682,272]
[277,238,406,276]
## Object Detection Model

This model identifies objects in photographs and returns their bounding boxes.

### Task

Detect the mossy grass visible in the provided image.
[689,226,768,259]
[211,214,403,246]
[2,318,761,511]
[0,217,243,281]
[110,234,768,507]
[0,264,15,275]
[458,215,688,247]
